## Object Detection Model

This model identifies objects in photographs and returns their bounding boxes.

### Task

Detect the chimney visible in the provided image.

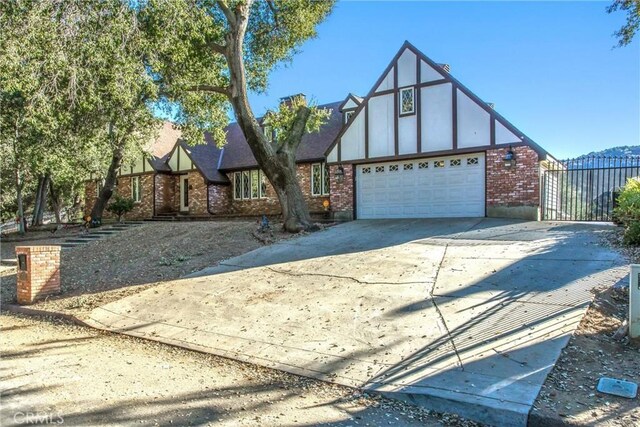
[280,93,306,107]
[438,63,451,73]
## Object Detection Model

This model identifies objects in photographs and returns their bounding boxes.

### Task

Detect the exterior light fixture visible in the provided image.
[335,165,345,183]
[503,146,516,168]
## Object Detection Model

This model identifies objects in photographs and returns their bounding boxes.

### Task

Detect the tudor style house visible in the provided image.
[85,41,557,222]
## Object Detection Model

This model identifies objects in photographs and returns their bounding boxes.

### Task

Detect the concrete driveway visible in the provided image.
[87,219,626,426]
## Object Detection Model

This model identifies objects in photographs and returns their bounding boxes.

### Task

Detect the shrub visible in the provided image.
[106,195,135,222]
[613,178,640,244]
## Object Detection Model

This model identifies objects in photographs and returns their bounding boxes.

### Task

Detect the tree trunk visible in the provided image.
[49,179,62,224]
[224,3,315,232]
[15,167,25,235]
[31,174,50,226]
[90,142,125,222]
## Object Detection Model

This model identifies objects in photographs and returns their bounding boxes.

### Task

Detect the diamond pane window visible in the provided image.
[418,162,428,169]
[450,159,461,167]
[403,163,413,171]
[242,171,250,199]
[362,167,371,174]
[251,170,259,198]
[375,166,385,173]
[399,87,415,115]
[311,164,322,196]
[434,161,445,168]
[467,157,479,165]
[389,164,399,172]
[345,111,354,123]
[323,163,330,195]
[234,173,242,199]
[131,176,141,202]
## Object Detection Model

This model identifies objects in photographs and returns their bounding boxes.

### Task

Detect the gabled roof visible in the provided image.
[325,40,552,161]
[146,122,181,172]
[218,101,342,171]
[185,137,228,183]
[338,93,363,112]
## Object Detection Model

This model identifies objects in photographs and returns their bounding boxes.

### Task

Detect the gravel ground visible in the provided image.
[0,221,299,318]
[531,228,640,426]
[0,313,477,427]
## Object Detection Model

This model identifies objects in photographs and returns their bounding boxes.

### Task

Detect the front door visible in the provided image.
[179,175,189,213]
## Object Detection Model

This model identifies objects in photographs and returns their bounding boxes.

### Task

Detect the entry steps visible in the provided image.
[60,221,144,249]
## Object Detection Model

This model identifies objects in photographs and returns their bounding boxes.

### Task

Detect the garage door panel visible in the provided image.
[356,153,485,219]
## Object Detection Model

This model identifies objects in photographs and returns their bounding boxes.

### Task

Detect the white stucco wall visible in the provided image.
[421,83,453,152]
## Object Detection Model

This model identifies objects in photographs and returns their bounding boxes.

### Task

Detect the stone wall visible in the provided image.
[486,146,541,220]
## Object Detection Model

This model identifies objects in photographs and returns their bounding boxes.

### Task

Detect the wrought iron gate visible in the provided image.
[541,156,640,221]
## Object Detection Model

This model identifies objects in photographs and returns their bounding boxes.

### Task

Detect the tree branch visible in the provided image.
[282,106,311,152]
[216,1,236,27]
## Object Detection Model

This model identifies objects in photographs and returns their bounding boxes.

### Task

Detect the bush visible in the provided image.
[613,178,640,244]
[106,195,134,222]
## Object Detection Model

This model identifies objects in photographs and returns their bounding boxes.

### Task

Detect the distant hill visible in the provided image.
[578,146,640,158]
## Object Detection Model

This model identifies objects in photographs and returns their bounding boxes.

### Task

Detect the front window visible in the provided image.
[311,163,330,196]
[233,170,268,200]
[131,176,141,202]
[399,87,415,116]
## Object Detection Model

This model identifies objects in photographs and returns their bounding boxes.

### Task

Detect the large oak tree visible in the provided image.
[143,0,336,232]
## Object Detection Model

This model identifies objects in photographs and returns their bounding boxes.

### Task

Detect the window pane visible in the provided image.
[311,164,322,196]
[251,170,259,199]
[234,173,242,199]
[242,171,250,199]
[260,171,267,198]
[400,88,414,114]
[323,163,330,195]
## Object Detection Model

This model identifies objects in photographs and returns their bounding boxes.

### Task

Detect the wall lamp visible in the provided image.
[335,165,345,183]
[503,146,516,168]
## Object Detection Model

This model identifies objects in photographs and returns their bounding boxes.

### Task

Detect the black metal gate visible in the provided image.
[541,156,640,221]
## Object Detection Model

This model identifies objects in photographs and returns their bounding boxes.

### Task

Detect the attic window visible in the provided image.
[344,110,355,124]
[263,125,274,143]
[399,87,415,116]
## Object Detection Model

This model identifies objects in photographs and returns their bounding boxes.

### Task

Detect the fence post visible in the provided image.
[630,264,640,339]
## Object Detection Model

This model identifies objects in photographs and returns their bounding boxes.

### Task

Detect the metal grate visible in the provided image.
[541,156,640,221]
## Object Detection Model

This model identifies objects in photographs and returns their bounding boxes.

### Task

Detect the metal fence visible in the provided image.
[541,156,640,221]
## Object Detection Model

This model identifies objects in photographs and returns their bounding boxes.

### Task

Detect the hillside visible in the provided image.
[579,145,640,158]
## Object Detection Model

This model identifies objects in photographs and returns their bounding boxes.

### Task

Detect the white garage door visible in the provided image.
[356,154,485,219]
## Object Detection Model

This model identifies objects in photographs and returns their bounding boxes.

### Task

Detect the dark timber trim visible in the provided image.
[490,118,496,146]
[394,64,399,156]
[452,86,458,150]
[416,58,422,153]
[364,99,369,159]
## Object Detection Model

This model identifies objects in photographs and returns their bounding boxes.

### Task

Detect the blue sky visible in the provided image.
[244,1,639,159]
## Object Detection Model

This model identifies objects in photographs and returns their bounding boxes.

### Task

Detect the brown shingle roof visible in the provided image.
[147,122,181,172]
[218,101,342,171]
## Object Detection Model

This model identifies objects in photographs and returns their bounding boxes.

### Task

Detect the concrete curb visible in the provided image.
[2,304,93,328]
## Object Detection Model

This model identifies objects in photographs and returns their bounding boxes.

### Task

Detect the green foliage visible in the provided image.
[106,195,135,222]
[142,0,336,145]
[607,0,640,47]
[264,96,332,144]
[613,178,640,244]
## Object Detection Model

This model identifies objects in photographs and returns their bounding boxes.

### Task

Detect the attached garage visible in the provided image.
[356,154,485,219]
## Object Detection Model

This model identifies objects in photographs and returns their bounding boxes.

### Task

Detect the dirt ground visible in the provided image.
[531,228,640,426]
[0,221,298,317]
[0,313,477,427]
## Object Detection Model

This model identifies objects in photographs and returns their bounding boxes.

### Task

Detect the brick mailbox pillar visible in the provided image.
[15,246,61,305]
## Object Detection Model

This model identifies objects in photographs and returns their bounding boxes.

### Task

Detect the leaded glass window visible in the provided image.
[311,163,329,196]
[242,171,250,199]
[418,162,428,169]
[467,157,479,165]
[250,170,259,199]
[389,164,399,172]
[234,173,242,199]
[131,176,141,202]
[403,163,413,171]
[399,87,415,115]
[450,159,461,167]
[323,163,330,195]
[362,167,371,174]
[375,166,385,173]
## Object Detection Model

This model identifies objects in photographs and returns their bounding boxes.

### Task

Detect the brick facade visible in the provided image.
[16,246,61,305]
[224,163,330,216]
[84,173,154,220]
[186,170,210,215]
[486,146,541,220]
[329,164,354,220]
[155,174,177,214]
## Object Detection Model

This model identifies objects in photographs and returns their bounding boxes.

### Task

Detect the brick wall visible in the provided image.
[187,170,209,215]
[155,174,178,214]
[223,163,330,216]
[486,146,541,220]
[208,184,231,214]
[329,164,354,220]
[84,174,154,220]
[16,246,61,305]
